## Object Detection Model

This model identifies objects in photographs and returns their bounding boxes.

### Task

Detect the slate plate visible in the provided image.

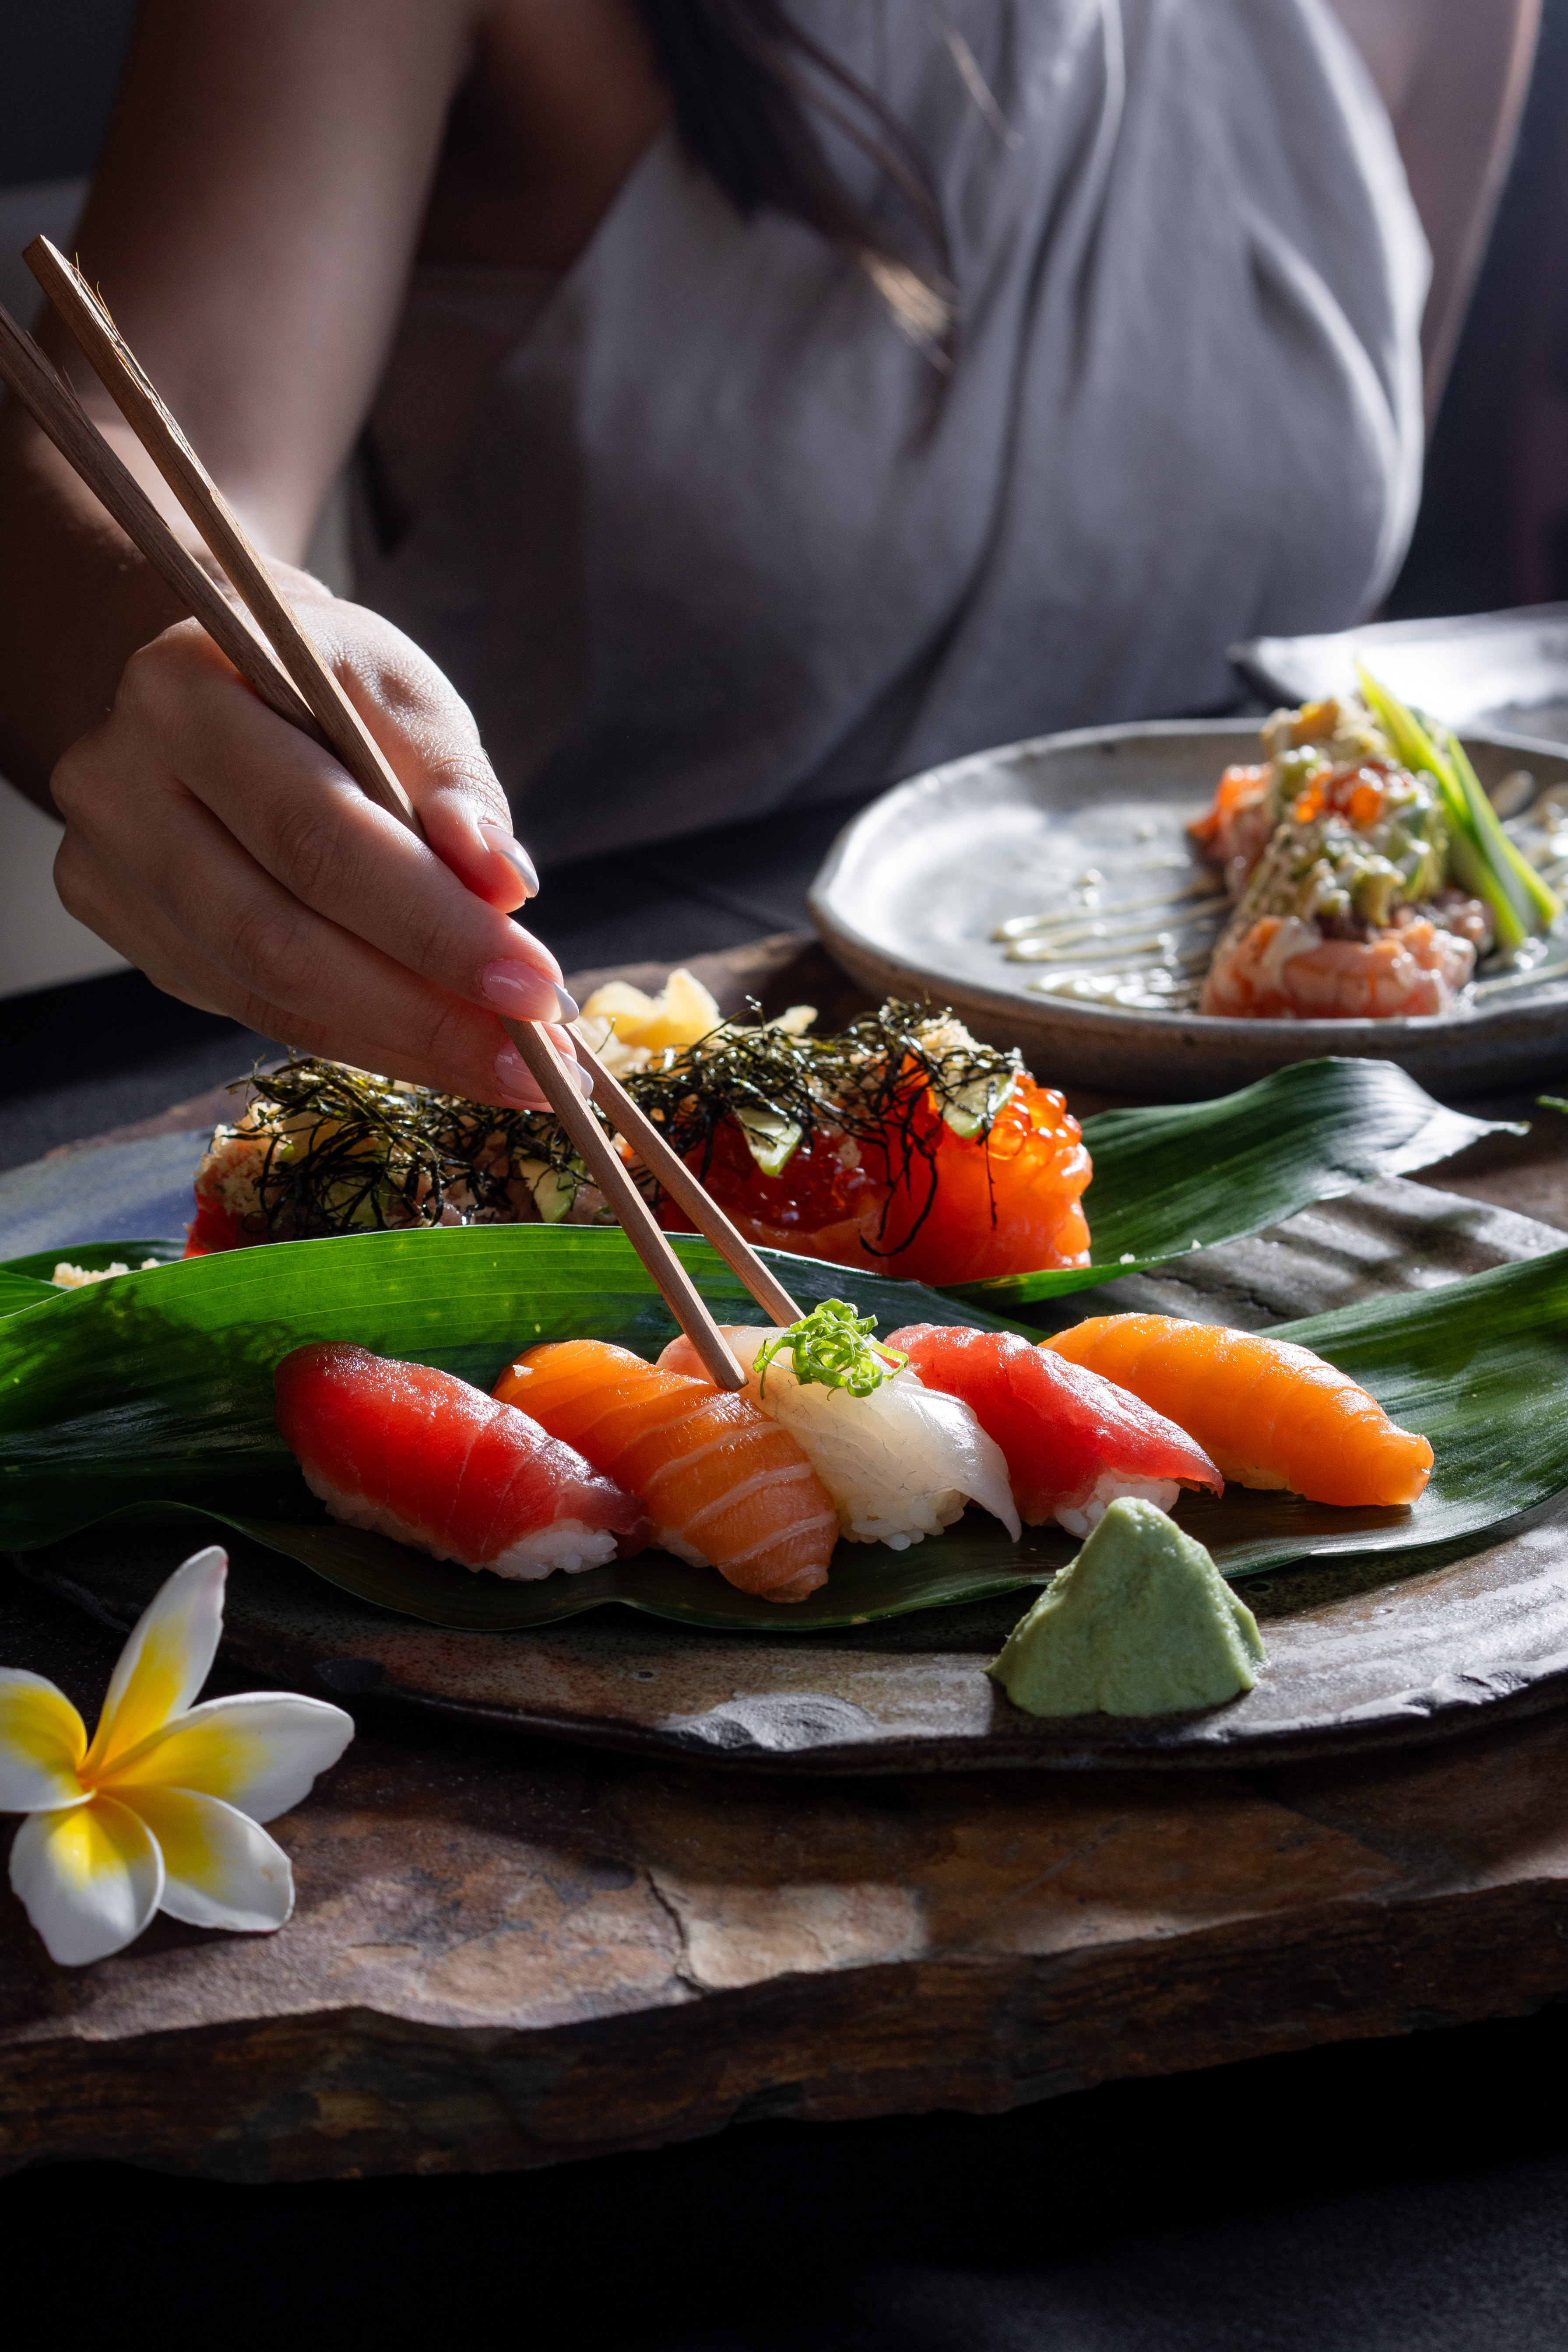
[12,1166,1568,1774]
[1233,601,1568,748]
[809,720,1568,1100]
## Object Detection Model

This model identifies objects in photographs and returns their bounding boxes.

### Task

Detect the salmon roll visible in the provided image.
[1044,1315,1432,1507]
[495,1340,838,1602]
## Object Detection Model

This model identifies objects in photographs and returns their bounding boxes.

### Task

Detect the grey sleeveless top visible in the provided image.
[354,0,1426,866]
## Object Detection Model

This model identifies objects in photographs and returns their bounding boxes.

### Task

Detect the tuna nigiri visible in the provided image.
[1044,1315,1432,1506]
[658,1304,1021,1549]
[888,1323,1223,1535]
[493,1339,837,1601]
[274,1343,647,1577]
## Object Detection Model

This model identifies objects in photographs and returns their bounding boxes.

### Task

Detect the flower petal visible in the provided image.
[0,1672,88,1812]
[9,1795,163,1966]
[84,1546,228,1775]
[129,1787,294,1933]
[104,1692,354,1821]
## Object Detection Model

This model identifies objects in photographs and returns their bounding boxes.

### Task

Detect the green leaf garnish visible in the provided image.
[753,1298,907,1398]
[1356,663,1562,952]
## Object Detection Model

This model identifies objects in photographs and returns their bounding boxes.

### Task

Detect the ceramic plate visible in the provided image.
[809,719,1568,1100]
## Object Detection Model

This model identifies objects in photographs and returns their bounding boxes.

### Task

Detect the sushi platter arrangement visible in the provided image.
[809,698,1568,1100]
[8,1164,1568,1769]
[6,979,1568,1767]
[3,267,1568,1764]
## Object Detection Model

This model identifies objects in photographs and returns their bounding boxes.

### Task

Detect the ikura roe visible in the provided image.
[658,1073,1092,1286]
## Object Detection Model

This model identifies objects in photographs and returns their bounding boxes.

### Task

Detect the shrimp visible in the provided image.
[1188,763,1277,896]
[1199,912,1475,1020]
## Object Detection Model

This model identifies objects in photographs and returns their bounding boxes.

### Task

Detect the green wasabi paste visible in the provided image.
[989,1498,1266,1718]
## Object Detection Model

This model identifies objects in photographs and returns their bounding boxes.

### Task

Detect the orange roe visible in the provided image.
[657,1073,1092,1286]
[1188,763,1270,854]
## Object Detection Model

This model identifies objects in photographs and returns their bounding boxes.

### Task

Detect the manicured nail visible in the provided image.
[554,983,580,1022]
[482,960,558,1020]
[495,1041,592,1105]
[494,1044,537,1101]
[481,822,538,898]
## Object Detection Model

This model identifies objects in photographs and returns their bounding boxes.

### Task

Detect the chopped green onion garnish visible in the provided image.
[755,1299,906,1399]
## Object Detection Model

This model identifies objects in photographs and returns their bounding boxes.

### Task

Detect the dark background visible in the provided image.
[5,10,1568,2341]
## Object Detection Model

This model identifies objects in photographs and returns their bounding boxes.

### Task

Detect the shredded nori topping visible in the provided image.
[225,1058,583,1241]
[222,1002,1021,1245]
[627,999,1021,1250]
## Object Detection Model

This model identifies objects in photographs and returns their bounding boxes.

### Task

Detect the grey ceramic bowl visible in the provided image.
[808,717,1568,1100]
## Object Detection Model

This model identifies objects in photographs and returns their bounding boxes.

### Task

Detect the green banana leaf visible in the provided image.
[0,1223,1563,1633]
[0,1274,54,1319]
[0,1241,186,1322]
[956,1055,1517,1309]
[3,1241,186,1281]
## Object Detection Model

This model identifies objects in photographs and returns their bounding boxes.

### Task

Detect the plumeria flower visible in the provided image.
[0,1547,353,1967]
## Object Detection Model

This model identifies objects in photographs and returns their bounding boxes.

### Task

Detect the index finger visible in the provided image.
[142,630,571,1034]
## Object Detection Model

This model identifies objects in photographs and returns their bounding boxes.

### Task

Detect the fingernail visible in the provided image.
[482,959,558,1020]
[495,1041,593,1106]
[481,822,538,898]
[495,1043,535,1100]
[554,983,580,1022]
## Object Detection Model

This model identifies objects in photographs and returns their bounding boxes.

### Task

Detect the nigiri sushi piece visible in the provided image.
[658,1318,1021,1550]
[493,1339,837,1602]
[1044,1315,1432,1506]
[274,1343,648,1578]
[887,1323,1223,1536]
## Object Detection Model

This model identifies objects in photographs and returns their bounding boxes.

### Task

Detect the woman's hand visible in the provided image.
[50,570,581,1111]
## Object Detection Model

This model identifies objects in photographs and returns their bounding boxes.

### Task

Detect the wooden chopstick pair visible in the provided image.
[1,236,805,1385]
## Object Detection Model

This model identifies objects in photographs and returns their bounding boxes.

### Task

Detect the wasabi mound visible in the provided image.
[989,1497,1266,1718]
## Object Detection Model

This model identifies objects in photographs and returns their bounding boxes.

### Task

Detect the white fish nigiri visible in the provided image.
[658,1311,1020,1551]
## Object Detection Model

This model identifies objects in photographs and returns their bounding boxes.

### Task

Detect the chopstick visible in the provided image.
[0,302,317,737]
[7,239,762,1390]
[25,236,803,1346]
[24,236,422,831]
[569,1036,805,1325]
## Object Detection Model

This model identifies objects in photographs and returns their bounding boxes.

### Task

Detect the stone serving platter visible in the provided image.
[10,1121,1568,1774]
[808,719,1568,1100]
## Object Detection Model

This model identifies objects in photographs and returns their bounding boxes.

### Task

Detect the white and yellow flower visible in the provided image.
[0,1546,353,1966]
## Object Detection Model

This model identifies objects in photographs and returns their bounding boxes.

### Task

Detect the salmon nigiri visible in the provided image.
[493,1340,838,1602]
[1044,1315,1432,1507]
[274,1343,648,1578]
[888,1323,1222,1535]
[658,1317,1020,1549]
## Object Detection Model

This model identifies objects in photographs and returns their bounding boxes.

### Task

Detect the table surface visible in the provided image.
[6,826,1568,2349]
